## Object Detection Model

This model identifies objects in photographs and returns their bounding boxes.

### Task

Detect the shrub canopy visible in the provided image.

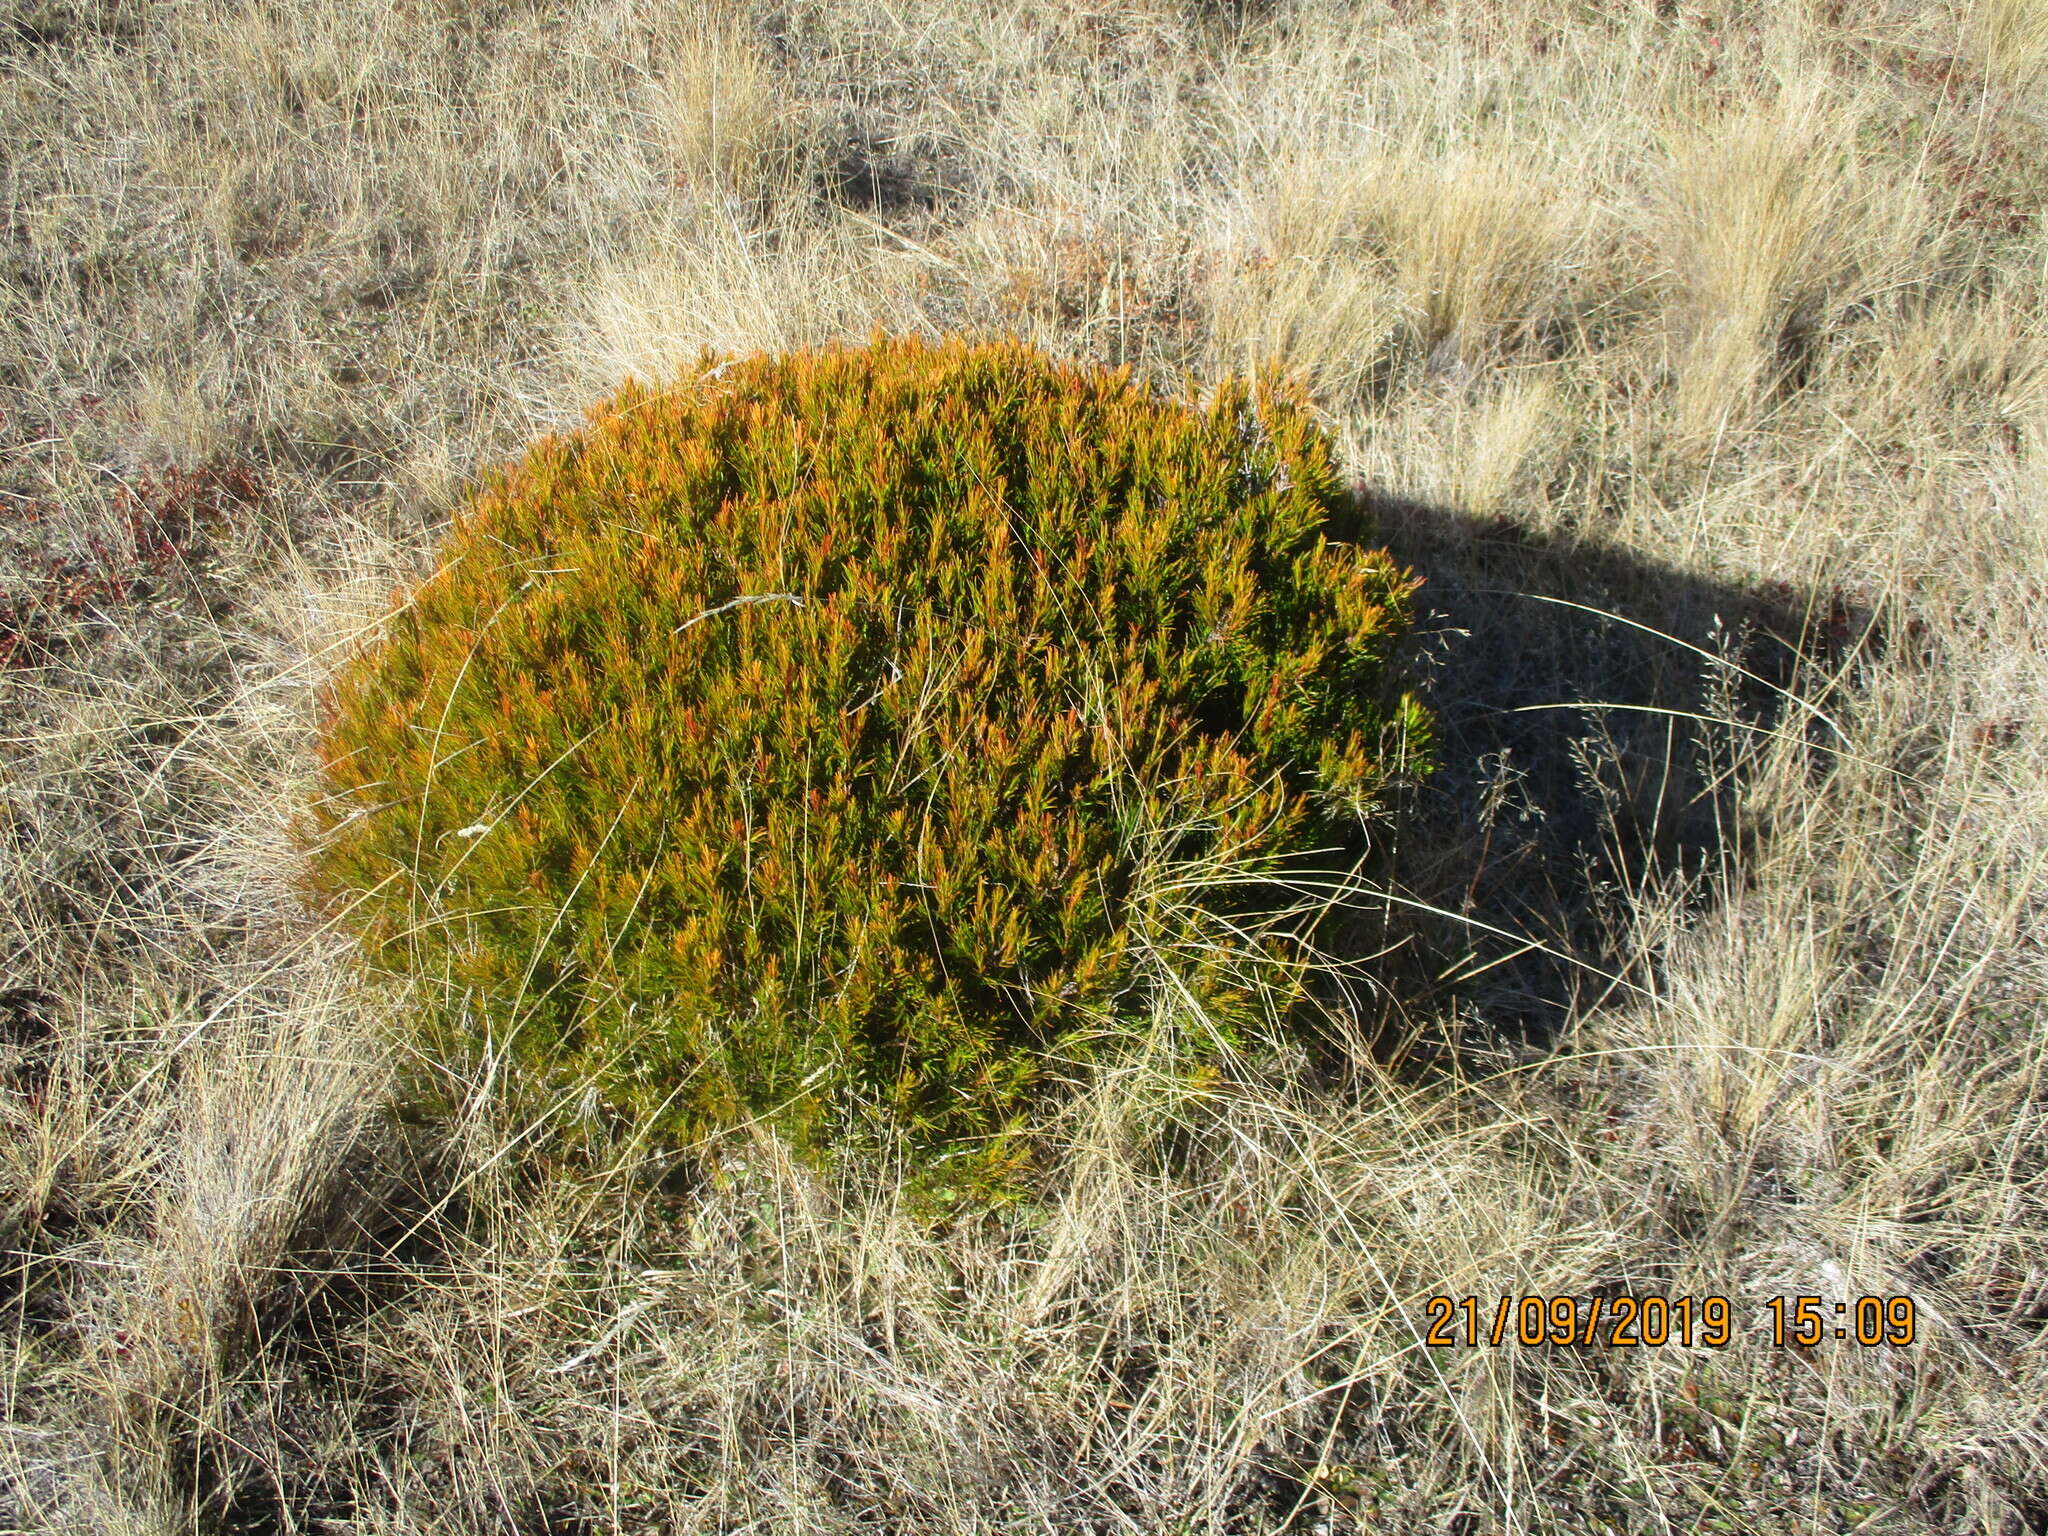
[304,334,1429,1169]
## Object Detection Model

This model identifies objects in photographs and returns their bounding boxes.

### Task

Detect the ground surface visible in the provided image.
[1,1,2045,1532]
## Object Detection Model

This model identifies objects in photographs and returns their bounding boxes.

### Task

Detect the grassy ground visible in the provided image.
[2,0,2045,1530]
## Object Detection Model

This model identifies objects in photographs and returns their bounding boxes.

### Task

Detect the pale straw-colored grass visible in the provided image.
[3,0,2044,1531]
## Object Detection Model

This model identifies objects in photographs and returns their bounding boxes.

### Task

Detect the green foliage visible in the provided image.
[302,334,1430,1176]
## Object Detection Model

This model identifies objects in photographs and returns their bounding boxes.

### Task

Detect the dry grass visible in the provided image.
[651,11,806,207]
[2,0,2045,1531]
[1979,0,2048,95]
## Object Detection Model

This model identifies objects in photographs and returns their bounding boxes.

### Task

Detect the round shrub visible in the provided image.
[303,334,1430,1171]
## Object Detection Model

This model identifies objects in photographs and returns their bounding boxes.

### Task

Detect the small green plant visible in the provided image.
[301,334,1429,1180]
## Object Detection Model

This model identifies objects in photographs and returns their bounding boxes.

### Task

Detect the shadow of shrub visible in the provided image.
[1334,486,1872,1052]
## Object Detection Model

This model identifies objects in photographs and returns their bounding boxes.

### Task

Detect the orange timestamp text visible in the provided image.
[1422,1294,1918,1349]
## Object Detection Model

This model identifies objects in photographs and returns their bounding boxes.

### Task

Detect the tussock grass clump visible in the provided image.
[302,333,1429,1175]
[650,12,806,206]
